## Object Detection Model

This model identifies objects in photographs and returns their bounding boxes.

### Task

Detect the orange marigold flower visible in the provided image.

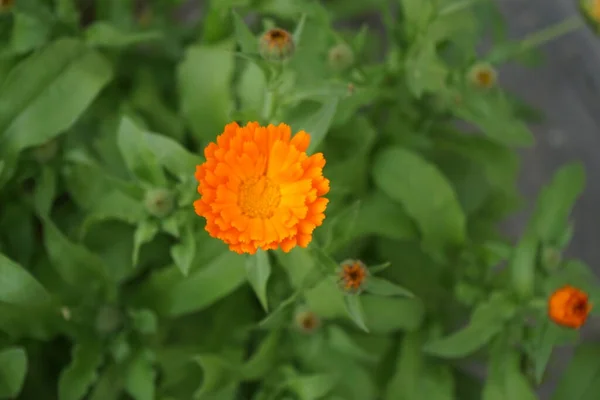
[194,122,330,254]
[338,259,369,293]
[548,285,592,329]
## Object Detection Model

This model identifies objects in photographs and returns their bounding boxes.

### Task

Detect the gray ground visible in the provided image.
[497,0,600,398]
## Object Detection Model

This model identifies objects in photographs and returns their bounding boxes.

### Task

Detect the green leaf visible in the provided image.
[10,12,51,54]
[343,295,369,332]
[289,99,339,154]
[129,309,158,335]
[531,163,585,244]
[33,166,57,217]
[362,295,424,333]
[284,373,338,400]
[232,11,258,54]
[42,217,108,288]
[132,220,159,267]
[399,0,435,30]
[178,41,235,145]
[423,293,516,358]
[81,191,146,237]
[364,276,415,298]
[320,200,361,252]
[116,117,167,186]
[237,61,267,117]
[193,355,240,398]
[483,339,536,400]
[58,341,104,400]
[405,39,447,97]
[156,252,247,317]
[144,131,203,181]
[372,146,466,247]
[0,347,27,399]
[384,332,424,400]
[0,39,113,156]
[241,330,282,380]
[353,191,418,241]
[452,90,534,147]
[170,225,196,276]
[552,343,600,400]
[245,250,272,311]
[529,321,576,384]
[85,22,160,48]
[125,351,156,400]
[508,231,537,301]
[0,252,51,307]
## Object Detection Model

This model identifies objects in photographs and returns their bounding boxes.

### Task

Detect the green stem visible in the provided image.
[518,15,584,52]
[438,0,487,16]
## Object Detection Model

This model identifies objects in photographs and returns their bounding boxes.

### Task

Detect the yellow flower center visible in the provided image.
[476,70,493,87]
[238,176,281,219]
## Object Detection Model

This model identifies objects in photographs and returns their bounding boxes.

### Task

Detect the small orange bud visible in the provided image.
[295,310,320,333]
[467,63,497,89]
[338,259,368,293]
[259,28,295,62]
[548,285,592,329]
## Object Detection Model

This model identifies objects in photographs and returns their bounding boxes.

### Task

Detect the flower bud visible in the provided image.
[294,309,320,334]
[144,188,175,218]
[328,43,355,71]
[540,246,562,272]
[338,259,369,294]
[259,28,295,62]
[580,0,600,34]
[467,62,497,89]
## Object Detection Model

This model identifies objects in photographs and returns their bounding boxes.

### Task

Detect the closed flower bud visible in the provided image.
[295,309,320,334]
[580,0,600,34]
[328,43,355,71]
[259,28,295,62]
[144,188,175,218]
[540,246,562,271]
[548,285,592,329]
[467,62,497,89]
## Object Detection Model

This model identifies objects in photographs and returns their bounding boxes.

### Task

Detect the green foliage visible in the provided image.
[0,0,595,399]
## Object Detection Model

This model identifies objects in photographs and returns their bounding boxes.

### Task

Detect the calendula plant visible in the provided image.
[1,0,600,399]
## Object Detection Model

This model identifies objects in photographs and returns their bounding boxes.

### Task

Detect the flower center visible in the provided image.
[238,176,281,219]
[572,299,588,315]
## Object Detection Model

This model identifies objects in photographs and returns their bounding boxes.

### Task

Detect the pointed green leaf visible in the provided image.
[170,226,196,276]
[285,373,338,400]
[132,220,159,267]
[193,355,240,398]
[58,340,104,400]
[81,191,146,237]
[321,200,361,252]
[129,309,158,335]
[354,191,418,241]
[232,11,258,54]
[10,12,50,54]
[116,117,167,186]
[0,253,51,307]
[0,347,27,398]
[364,276,415,298]
[483,339,536,400]
[289,99,339,154]
[245,250,272,311]
[405,39,448,97]
[33,166,57,217]
[125,351,156,400]
[241,330,282,380]
[362,294,424,333]
[85,22,160,48]
[178,41,235,144]
[343,295,369,332]
[292,14,307,45]
[423,293,516,358]
[144,131,203,181]
[372,146,466,247]
[552,343,600,400]
[0,39,113,156]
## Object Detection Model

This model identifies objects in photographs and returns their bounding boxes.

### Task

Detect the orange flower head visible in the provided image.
[259,28,295,61]
[338,259,369,293]
[468,63,497,89]
[295,310,320,333]
[548,285,592,329]
[194,122,330,254]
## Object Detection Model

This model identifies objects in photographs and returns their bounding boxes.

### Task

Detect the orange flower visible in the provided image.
[548,285,592,329]
[194,122,329,254]
[338,260,368,293]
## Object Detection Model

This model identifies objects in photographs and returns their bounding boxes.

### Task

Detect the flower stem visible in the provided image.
[517,15,584,52]
[438,0,487,16]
